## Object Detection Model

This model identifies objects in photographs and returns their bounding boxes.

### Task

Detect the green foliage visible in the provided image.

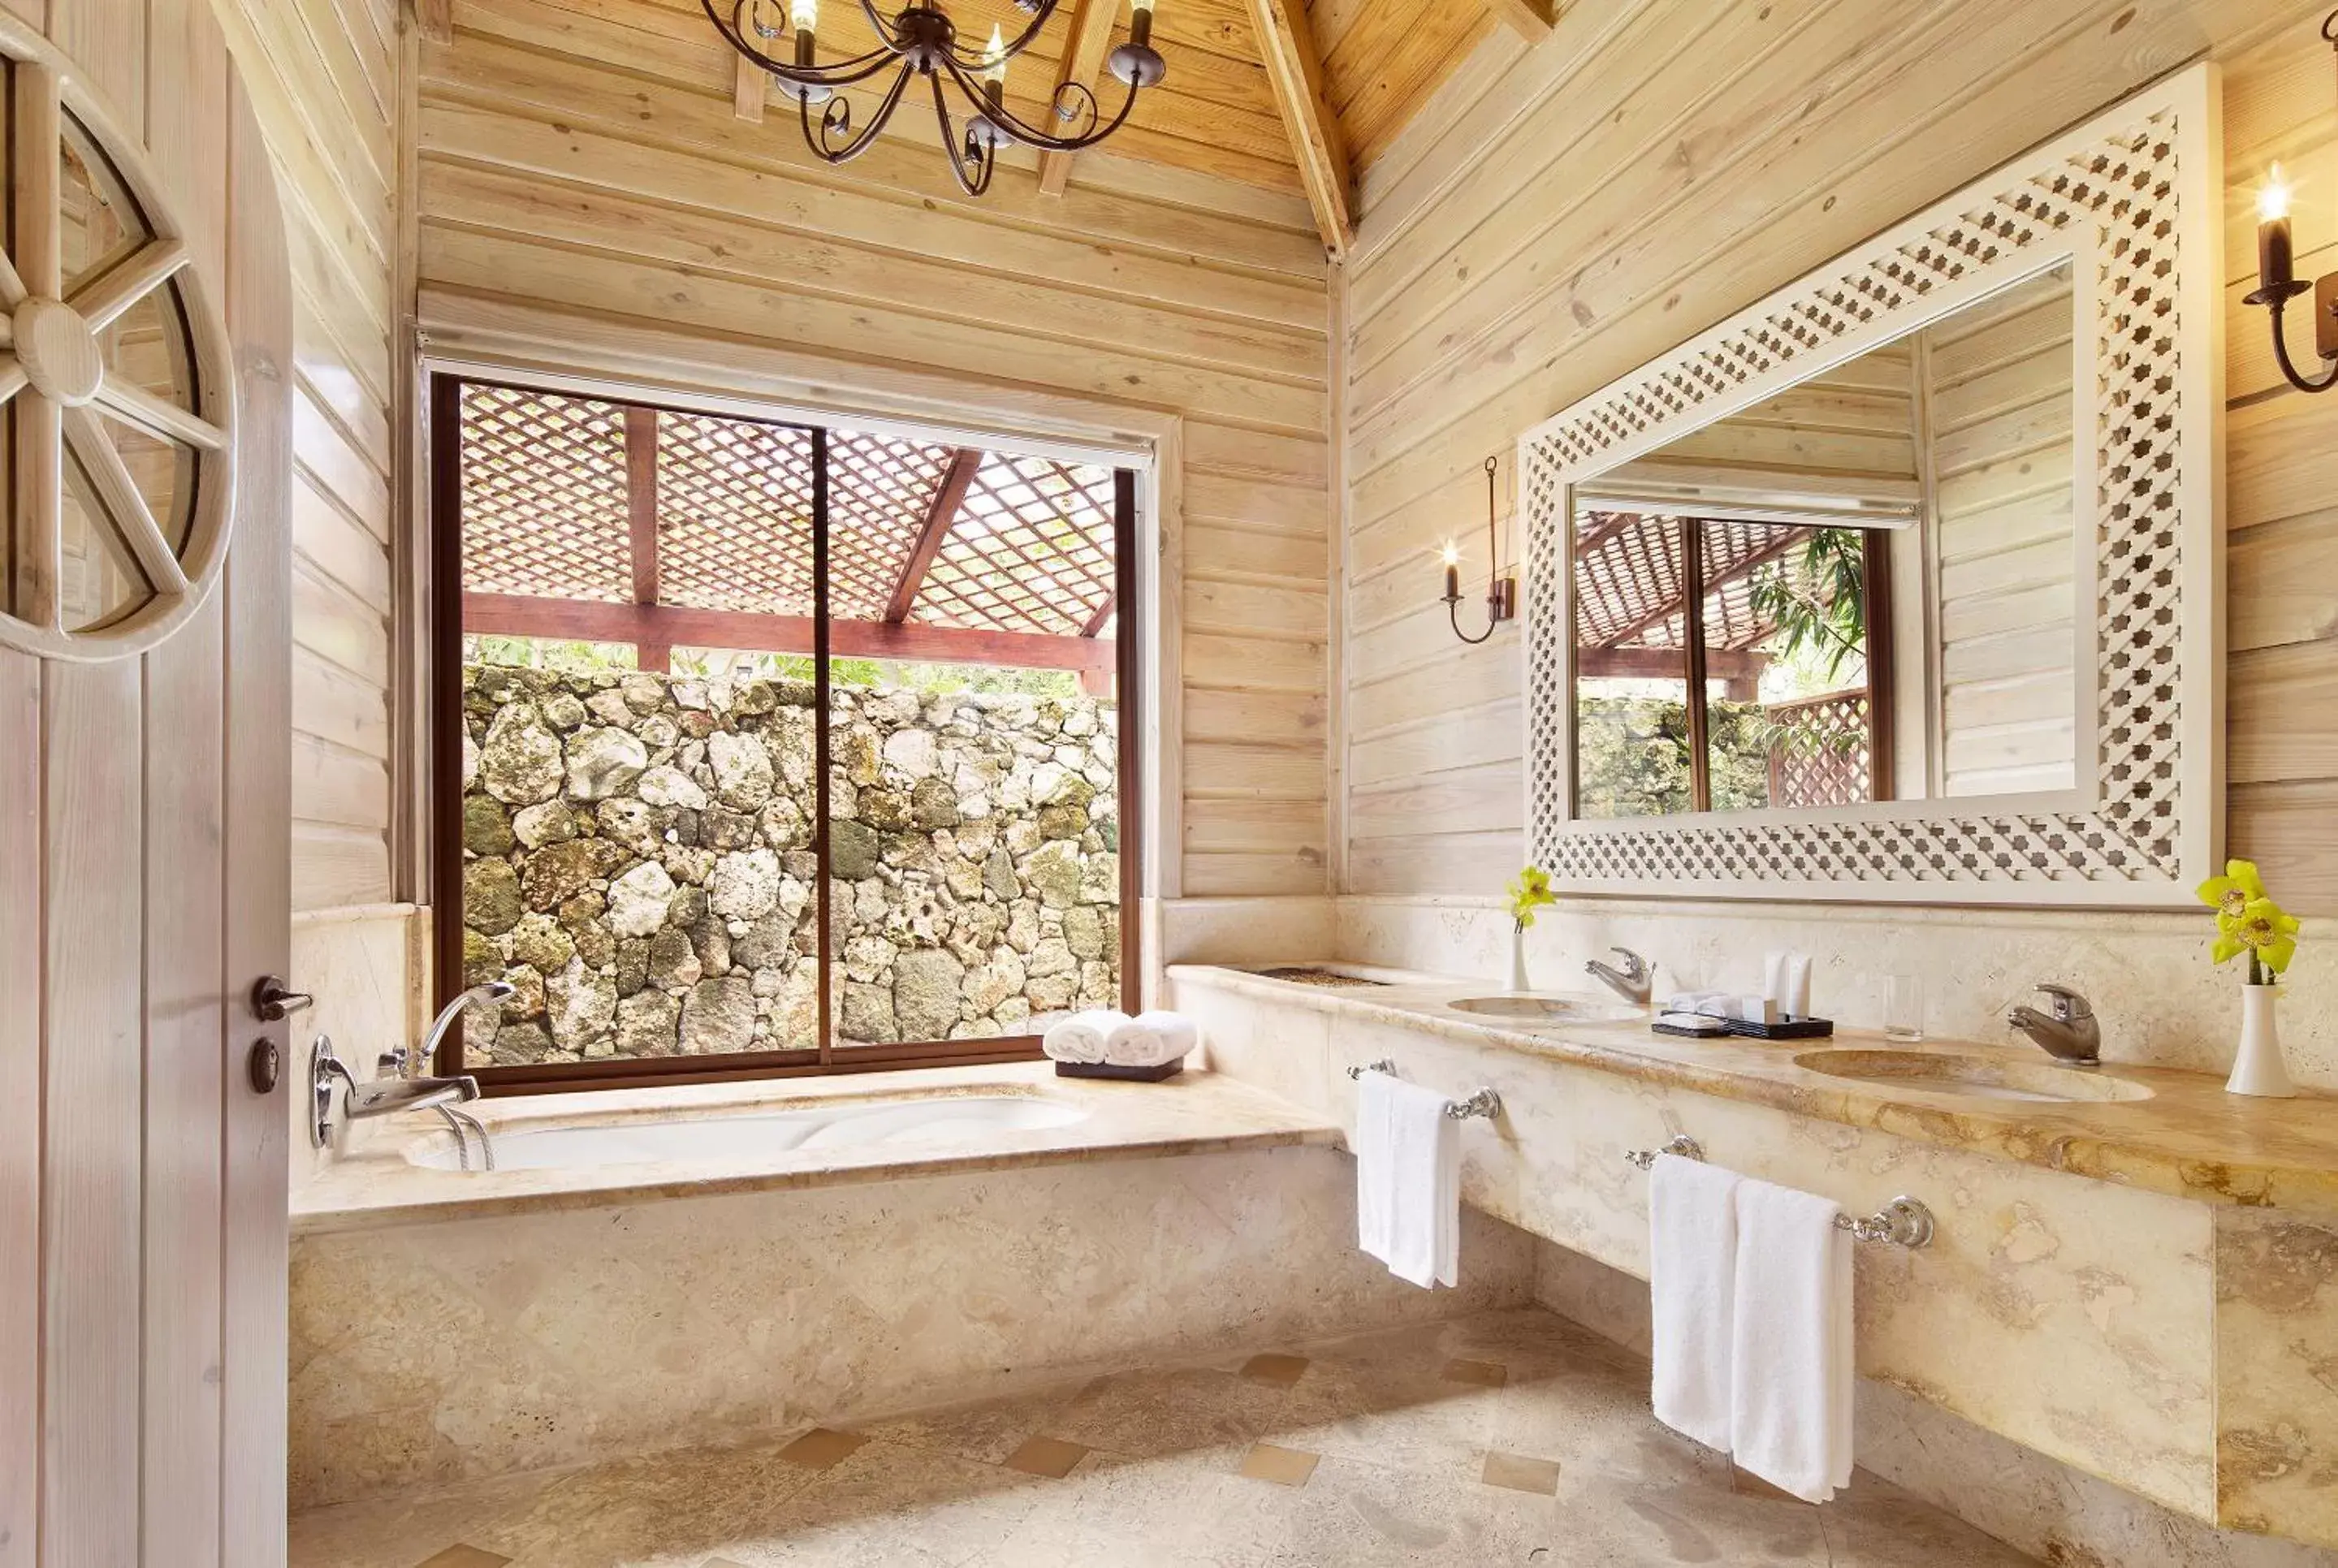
[1748,529,1868,683]
[465,634,636,675]
[672,646,1082,698]
[1575,696,1774,818]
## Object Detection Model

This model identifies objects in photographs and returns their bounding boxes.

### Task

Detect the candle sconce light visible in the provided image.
[1441,456,1519,645]
[2248,12,2338,394]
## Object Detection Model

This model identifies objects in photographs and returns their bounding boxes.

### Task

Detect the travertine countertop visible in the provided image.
[1173,963,2338,1220]
[294,1060,1340,1235]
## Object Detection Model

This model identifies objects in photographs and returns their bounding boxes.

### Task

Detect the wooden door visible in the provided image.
[0,0,293,1561]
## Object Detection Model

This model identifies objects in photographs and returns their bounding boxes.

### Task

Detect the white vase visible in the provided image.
[1510,927,1531,993]
[2226,983,2296,1099]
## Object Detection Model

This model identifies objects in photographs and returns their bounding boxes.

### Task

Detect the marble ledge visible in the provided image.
[1172,963,2338,1223]
[293,1060,1342,1237]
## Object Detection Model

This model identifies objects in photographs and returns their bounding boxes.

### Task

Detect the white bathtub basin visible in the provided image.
[409,1093,1091,1173]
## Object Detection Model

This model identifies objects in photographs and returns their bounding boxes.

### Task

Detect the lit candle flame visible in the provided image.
[982,23,1008,84]
[789,0,816,30]
[2261,164,2291,223]
[1441,540,1460,568]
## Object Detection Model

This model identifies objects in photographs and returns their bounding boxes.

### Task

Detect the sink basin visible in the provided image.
[1449,995,1645,1025]
[1792,1048,2153,1104]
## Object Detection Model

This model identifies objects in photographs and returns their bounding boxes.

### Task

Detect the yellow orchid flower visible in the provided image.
[2197,859,2268,927]
[1507,865,1558,931]
[2201,859,2302,983]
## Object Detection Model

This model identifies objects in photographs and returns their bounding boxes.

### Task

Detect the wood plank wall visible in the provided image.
[413,0,1336,897]
[210,0,401,910]
[1926,269,2079,798]
[1339,0,2338,910]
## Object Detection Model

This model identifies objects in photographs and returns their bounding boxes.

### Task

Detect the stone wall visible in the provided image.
[458,664,1120,1065]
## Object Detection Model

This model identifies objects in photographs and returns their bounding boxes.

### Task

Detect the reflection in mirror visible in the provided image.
[1571,264,2076,819]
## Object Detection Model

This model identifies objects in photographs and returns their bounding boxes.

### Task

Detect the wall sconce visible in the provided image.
[2247,12,2338,394]
[1441,456,1518,645]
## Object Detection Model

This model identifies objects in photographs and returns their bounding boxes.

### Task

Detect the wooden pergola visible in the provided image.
[455,384,1121,686]
[1573,508,1885,808]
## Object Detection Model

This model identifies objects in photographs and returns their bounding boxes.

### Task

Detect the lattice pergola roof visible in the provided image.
[456,385,1118,663]
[1571,510,1820,655]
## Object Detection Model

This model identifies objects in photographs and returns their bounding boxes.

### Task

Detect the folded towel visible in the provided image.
[1729,1177,1856,1503]
[1354,1069,1459,1289]
[1042,1009,1124,1065]
[1649,1151,1742,1453]
[1104,1010,1199,1068]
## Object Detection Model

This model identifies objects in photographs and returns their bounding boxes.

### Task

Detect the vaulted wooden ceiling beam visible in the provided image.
[1242,0,1352,257]
[1482,0,1554,41]
[1034,0,1124,196]
[733,55,767,122]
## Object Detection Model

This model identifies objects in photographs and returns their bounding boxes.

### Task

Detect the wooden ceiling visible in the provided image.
[709,0,1541,256]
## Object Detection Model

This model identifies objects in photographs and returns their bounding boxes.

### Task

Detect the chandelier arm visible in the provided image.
[2267,295,2338,395]
[853,0,910,50]
[928,73,996,197]
[946,0,1061,67]
[801,59,914,164]
[934,53,1141,151]
[703,0,901,80]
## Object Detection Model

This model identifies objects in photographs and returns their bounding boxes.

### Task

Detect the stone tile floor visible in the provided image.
[291,1306,2038,1567]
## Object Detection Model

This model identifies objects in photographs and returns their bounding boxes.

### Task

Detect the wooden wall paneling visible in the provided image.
[1338,0,2310,900]
[417,14,1333,896]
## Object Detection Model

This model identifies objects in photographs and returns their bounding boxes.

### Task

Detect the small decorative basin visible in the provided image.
[1448,995,1646,1025]
[1792,1048,2154,1104]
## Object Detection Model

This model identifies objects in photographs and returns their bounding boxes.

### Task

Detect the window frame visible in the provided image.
[1568,509,1895,819]
[428,373,1143,1093]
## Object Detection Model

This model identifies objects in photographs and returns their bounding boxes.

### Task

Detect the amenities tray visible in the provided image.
[1652,1014,1835,1041]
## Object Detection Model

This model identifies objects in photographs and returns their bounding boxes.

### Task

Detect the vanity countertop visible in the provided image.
[1171,963,2338,1220]
[293,1060,1342,1235]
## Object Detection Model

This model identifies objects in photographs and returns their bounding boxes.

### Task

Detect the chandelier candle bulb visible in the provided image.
[2260,169,2295,293]
[1441,542,1460,603]
[981,24,1007,87]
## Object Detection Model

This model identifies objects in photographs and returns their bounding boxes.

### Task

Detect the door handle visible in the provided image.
[251,974,314,1022]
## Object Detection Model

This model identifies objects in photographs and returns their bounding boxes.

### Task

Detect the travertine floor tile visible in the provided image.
[1236,1441,1320,1486]
[1001,1435,1088,1479]
[292,1306,2042,1568]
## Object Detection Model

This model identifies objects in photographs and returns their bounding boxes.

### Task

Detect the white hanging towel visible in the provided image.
[1728,1177,1856,1503]
[1354,1070,1460,1289]
[1648,1151,1742,1454]
[1103,1011,1199,1068]
[1042,1009,1123,1064]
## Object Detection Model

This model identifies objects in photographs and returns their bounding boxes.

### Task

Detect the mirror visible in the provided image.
[1568,264,2077,820]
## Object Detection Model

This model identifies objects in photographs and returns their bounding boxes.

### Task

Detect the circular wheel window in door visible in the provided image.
[0,41,237,661]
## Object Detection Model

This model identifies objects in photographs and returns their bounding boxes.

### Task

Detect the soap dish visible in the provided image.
[1722,1015,1834,1040]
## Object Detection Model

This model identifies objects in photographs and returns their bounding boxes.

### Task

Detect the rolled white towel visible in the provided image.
[1104,1010,1199,1068]
[1044,1009,1124,1064]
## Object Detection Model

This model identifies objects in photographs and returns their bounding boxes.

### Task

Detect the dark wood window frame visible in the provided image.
[429,374,1144,1093]
[1570,510,1895,816]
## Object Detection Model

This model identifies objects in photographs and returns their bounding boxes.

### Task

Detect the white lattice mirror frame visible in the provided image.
[1520,64,2222,908]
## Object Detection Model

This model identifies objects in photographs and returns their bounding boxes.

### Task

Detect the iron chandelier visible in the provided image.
[705,0,1167,195]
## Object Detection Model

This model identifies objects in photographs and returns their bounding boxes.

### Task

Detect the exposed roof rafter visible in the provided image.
[1481,0,1553,40]
[1035,0,1124,197]
[1242,0,1353,257]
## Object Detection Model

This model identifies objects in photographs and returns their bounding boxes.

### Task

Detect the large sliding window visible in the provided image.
[430,376,1139,1090]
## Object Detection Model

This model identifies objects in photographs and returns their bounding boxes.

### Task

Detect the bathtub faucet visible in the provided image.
[309,981,506,1150]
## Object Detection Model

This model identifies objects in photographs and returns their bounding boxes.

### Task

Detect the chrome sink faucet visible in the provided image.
[1585,948,1653,1005]
[2007,983,2100,1065]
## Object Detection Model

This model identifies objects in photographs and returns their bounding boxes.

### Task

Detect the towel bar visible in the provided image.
[1346,1059,1502,1121]
[1622,1136,1934,1249]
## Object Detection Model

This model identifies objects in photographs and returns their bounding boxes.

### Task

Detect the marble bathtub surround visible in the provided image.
[294,1061,1342,1234]
[288,1307,2038,1568]
[1174,965,2338,1222]
[1175,962,2338,1549]
[289,1140,1538,1507]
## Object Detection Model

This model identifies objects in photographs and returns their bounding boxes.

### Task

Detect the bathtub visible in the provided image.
[408,1091,1090,1172]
